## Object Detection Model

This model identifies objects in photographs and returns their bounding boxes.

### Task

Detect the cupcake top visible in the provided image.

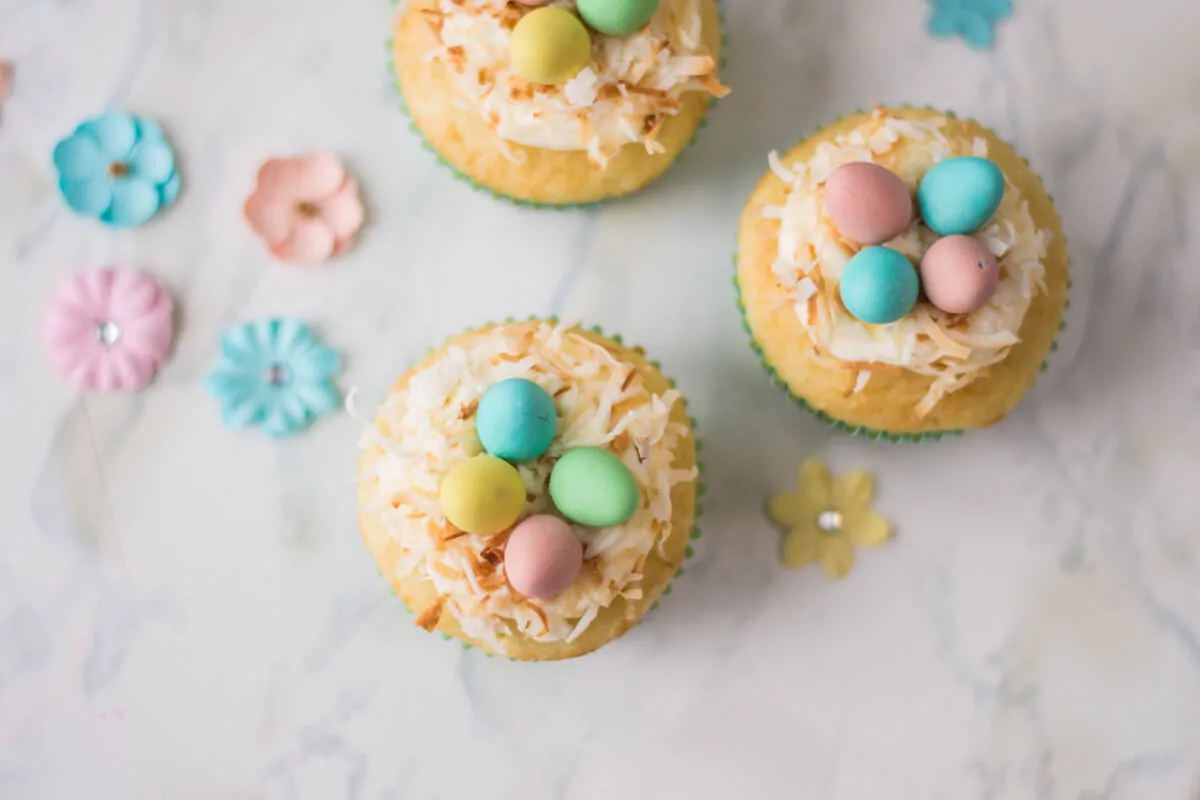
[358,320,696,655]
[419,0,727,166]
[762,109,1052,417]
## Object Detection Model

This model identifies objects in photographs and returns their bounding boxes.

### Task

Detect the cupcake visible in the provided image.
[392,0,727,206]
[356,320,699,660]
[736,107,1070,438]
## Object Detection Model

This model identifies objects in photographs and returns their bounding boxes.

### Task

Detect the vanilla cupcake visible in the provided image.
[391,0,727,206]
[356,320,700,660]
[736,107,1070,439]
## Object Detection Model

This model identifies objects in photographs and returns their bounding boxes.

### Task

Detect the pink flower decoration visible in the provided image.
[243,153,365,265]
[43,267,175,391]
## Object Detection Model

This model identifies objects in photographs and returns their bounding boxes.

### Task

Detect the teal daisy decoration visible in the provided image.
[927,0,1013,50]
[205,318,342,438]
[52,111,180,228]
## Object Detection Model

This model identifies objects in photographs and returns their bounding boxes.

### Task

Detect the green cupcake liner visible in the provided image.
[732,105,1070,442]
[384,0,728,209]
[375,317,704,658]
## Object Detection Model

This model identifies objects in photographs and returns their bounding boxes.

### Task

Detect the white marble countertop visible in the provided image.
[3,0,1200,797]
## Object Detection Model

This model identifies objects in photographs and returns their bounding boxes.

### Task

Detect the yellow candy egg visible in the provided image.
[439,455,527,536]
[509,7,592,86]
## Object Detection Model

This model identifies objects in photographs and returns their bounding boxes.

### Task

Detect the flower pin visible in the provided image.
[43,267,175,391]
[52,111,180,228]
[205,318,342,438]
[927,0,1013,50]
[243,154,365,265]
[768,458,892,579]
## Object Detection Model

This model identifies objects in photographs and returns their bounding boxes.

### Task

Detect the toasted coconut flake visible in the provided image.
[795,277,818,304]
[702,75,731,98]
[674,54,716,76]
[768,151,795,184]
[415,597,446,632]
[918,314,972,361]
[524,600,550,636]
[627,84,669,98]
[565,605,600,644]
[643,114,667,151]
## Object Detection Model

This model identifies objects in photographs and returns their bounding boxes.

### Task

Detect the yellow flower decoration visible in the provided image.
[768,458,892,578]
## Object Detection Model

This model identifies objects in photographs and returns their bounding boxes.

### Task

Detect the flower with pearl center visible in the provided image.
[768,458,892,578]
[205,318,342,438]
[43,267,174,391]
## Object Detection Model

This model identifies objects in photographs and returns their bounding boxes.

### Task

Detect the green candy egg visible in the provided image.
[549,447,640,527]
[577,0,660,37]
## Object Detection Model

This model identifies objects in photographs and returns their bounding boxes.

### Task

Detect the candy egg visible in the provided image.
[503,515,584,599]
[509,7,592,86]
[476,378,557,463]
[513,0,552,4]
[917,156,1005,236]
[549,447,639,527]
[439,455,527,536]
[838,246,920,325]
[919,235,1000,314]
[577,0,660,36]
[824,162,913,245]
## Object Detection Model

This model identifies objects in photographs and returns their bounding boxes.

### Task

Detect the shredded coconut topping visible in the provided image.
[359,321,696,655]
[421,0,727,167]
[768,110,1051,414]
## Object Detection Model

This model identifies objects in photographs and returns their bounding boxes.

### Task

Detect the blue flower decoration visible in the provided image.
[927,0,1012,50]
[52,111,180,228]
[205,318,342,438]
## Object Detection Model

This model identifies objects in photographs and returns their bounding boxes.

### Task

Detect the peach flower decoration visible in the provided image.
[243,153,364,264]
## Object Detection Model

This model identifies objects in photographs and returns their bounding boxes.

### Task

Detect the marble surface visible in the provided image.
[2,0,1200,797]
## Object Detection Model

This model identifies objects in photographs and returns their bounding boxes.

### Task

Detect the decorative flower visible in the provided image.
[43,267,175,391]
[768,458,892,579]
[52,111,180,228]
[927,0,1012,50]
[243,154,365,265]
[205,318,342,438]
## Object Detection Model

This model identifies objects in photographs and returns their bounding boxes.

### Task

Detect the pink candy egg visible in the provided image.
[919,235,1000,314]
[504,515,583,599]
[824,162,914,245]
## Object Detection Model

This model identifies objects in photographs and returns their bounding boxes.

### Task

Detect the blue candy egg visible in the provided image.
[476,378,557,463]
[917,156,1005,236]
[839,247,920,325]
